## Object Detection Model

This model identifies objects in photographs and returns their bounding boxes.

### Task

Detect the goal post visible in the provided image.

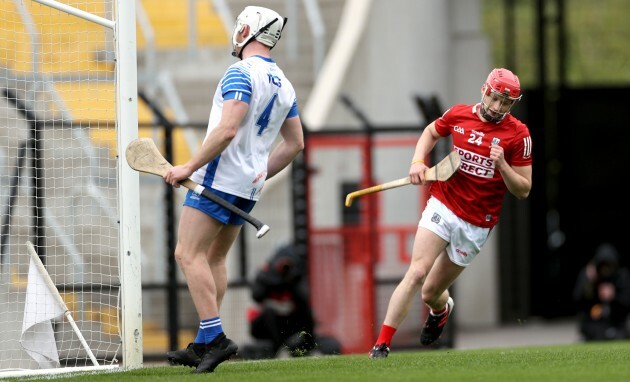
[0,0,141,376]
[114,0,142,370]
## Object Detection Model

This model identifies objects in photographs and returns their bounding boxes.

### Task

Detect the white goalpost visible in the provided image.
[0,0,141,377]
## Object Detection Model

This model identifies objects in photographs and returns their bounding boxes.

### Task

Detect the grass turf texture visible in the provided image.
[8,341,629,382]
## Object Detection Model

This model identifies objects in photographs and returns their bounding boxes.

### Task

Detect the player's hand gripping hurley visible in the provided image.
[125,138,270,238]
[345,151,462,207]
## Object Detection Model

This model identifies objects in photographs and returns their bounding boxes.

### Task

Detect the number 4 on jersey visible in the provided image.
[256,93,278,136]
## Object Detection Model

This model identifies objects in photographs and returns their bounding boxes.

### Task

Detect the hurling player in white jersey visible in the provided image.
[369,68,533,359]
[163,6,304,373]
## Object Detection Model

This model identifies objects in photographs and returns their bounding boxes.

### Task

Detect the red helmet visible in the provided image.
[480,68,522,123]
[484,68,521,100]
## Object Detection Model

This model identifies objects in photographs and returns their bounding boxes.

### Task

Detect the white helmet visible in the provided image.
[231,6,286,58]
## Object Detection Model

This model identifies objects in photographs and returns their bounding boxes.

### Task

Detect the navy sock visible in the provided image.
[194,316,223,344]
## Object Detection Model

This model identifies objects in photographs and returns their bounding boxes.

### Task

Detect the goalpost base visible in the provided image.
[0,365,119,379]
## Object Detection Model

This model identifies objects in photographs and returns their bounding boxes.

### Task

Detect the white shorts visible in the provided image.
[418,197,491,267]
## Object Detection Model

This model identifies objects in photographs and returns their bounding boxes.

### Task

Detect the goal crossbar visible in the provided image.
[31,0,115,30]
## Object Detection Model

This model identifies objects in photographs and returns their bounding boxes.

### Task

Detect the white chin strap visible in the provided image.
[231,25,250,58]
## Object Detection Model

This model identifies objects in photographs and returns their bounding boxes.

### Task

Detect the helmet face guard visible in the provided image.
[231,6,286,59]
[479,68,522,123]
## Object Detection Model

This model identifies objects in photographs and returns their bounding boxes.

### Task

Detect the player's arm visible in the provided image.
[500,164,532,200]
[266,116,305,180]
[409,121,442,185]
[490,144,532,200]
[164,99,248,187]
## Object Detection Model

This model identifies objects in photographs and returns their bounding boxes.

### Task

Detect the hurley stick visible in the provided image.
[125,138,270,238]
[345,150,462,207]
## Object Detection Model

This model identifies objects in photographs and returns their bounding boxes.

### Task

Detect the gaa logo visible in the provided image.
[431,213,441,224]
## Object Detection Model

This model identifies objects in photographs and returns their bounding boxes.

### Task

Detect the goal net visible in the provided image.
[0,0,141,376]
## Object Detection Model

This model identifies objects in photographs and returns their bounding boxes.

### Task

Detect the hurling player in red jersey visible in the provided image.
[369,68,533,359]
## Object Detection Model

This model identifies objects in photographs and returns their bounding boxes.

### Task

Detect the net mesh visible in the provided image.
[0,0,121,370]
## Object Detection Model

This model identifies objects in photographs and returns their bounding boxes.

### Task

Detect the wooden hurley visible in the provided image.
[344,150,462,207]
[125,138,270,238]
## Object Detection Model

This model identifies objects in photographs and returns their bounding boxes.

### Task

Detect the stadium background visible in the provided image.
[134,0,629,358]
[1,0,628,361]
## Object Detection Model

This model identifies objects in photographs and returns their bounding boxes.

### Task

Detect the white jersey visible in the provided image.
[191,55,299,201]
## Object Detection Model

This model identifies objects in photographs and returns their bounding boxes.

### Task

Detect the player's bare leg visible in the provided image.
[420,252,464,345]
[206,224,241,310]
[383,228,448,327]
[174,206,223,319]
[167,207,238,371]
[369,228,447,358]
[421,251,463,309]
[167,206,222,367]
[192,220,241,373]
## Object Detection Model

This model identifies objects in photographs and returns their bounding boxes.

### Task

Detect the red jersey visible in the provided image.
[430,103,532,228]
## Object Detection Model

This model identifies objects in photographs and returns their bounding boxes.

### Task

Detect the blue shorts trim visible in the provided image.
[183,188,256,225]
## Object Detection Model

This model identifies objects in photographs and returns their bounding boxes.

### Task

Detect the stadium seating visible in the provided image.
[137,0,228,49]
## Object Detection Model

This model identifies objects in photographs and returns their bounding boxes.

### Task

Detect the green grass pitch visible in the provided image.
[8,341,630,382]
